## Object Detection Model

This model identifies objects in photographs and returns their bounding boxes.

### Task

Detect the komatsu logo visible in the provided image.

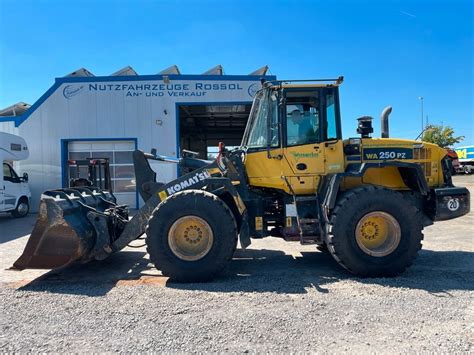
[167,171,211,195]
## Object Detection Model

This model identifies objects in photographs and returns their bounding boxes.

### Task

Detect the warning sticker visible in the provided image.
[158,190,168,201]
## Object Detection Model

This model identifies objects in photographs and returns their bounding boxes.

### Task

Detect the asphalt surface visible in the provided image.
[0,176,473,352]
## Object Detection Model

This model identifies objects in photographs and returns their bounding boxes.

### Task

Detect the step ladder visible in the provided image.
[293,196,324,244]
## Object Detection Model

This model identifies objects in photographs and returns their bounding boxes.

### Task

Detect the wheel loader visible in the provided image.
[13,77,470,281]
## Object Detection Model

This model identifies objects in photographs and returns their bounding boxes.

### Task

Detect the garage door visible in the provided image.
[67,140,137,207]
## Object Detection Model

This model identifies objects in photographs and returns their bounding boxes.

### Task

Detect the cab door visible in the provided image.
[243,88,287,192]
[281,88,344,194]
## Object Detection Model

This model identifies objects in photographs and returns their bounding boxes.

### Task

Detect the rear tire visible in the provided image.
[146,190,238,282]
[11,197,29,218]
[327,186,423,277]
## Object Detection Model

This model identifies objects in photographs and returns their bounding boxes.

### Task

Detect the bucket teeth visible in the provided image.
[12,187,125,270]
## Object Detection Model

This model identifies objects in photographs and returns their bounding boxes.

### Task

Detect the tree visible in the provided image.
[422,124,464,148]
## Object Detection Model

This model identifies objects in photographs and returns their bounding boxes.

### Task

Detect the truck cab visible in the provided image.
[0,132,31,218]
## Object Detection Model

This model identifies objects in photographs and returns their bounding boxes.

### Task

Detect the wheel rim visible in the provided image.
[168,216,214,261]
[17,202,28,215]
[355,211,401,257]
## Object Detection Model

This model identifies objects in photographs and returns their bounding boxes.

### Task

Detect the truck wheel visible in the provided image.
[327,186,423,277]
[146,190,238,282]
[11,197,29,218]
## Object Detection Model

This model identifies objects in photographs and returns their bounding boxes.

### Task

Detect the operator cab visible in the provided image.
[240,78,344,194]
[241,78,343,151]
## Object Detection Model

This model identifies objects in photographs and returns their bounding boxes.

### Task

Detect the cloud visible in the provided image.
[400,10,417,18]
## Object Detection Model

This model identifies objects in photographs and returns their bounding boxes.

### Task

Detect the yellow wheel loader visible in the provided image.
[13,77,470,281]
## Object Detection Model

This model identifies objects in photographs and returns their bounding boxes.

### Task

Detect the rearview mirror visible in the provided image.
[22,172,29,182]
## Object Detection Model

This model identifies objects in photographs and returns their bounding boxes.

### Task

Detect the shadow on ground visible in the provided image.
[0,214,37,244]
[16,247,474,297]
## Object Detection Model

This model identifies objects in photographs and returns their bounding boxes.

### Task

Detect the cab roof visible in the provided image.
[265,76,344,89]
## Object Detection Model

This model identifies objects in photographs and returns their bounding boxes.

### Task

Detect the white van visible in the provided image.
[0,132,31,218]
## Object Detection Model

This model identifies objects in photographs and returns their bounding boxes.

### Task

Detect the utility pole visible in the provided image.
[418,96,424,140]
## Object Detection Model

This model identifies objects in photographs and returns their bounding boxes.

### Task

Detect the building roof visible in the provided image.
[249,65,269,76]
[0,102,31,117]
[111,66,138,76]
[65,67,95,77]
[58,65,269,78]
[0,65,274,127]
[202,65,224,75]
[159,65,181,75]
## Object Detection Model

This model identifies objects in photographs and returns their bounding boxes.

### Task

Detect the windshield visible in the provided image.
[241,88,277,148]
[3,162,19,182]
[241,90,265,147]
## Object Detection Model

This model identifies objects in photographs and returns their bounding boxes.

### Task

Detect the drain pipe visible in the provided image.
[381,106,392,138]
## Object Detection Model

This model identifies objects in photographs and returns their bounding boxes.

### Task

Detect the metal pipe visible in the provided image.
[419,96,424,138]
[380,106,392,138]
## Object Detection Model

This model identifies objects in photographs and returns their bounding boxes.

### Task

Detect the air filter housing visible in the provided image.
[357,116,374,138]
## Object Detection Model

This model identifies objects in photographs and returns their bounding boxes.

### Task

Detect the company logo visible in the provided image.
[290,151,319,162]
[63,85,84,99]
[248,83,260,98]
[166,170,211,195]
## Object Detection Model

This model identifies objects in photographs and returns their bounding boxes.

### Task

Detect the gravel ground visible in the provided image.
[0,176,473,353]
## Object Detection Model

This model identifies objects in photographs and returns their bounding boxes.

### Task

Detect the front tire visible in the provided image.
[146,190,238,282]
[11,197,29,218]
[327,186,423,277]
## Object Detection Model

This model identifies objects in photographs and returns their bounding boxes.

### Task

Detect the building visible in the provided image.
[0,65,275,210]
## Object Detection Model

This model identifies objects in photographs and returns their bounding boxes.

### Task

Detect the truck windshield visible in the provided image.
[3,162,19,182]
[241,88,273,148]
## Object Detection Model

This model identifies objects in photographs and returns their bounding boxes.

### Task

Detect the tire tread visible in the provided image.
[327,185,424,277]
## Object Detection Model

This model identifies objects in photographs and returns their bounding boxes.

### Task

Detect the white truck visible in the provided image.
[0,132,31,217]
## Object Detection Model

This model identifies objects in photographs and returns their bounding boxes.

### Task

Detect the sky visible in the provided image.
[0,0,472,145]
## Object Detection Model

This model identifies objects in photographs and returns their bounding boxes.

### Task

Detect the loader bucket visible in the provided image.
[12,187,123,270]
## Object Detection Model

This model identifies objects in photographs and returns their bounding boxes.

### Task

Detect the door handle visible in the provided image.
[296,163,307,171]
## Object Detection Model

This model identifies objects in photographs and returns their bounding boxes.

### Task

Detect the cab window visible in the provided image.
[243,89,280,148]
[269,92,279,147]
[285,91,320,146]
[325,93,338,140]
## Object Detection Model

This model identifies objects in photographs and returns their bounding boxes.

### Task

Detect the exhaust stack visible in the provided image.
[381,106,392,138]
